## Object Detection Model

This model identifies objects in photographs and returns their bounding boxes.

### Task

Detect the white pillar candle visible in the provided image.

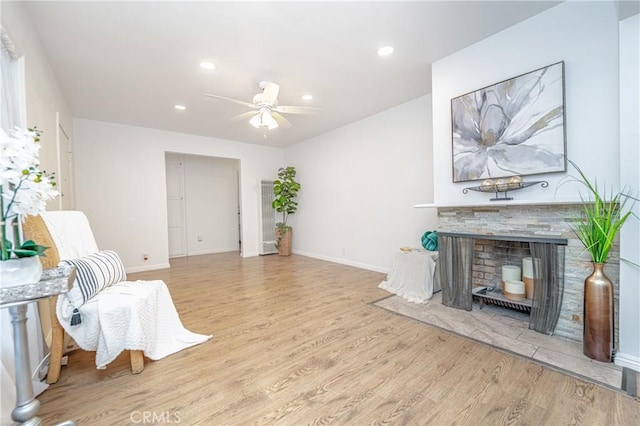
[523,257,533,278]
[502,265,521,282]
[501,265,521,293]
[522,257,539,299]
[505,280,525,294]
[504,280,526,301]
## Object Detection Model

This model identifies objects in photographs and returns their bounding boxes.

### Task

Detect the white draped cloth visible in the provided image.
[42,211,211,369]
[379,249,440,304]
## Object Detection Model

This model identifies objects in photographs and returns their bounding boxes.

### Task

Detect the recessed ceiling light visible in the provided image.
[174,105,187,111]
[300,94,313,101]
[377,46,394,57]
[199,61,216,70]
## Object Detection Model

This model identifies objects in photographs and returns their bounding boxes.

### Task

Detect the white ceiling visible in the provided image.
[24,1,563,148]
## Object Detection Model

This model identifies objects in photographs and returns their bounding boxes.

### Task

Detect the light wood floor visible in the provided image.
[38,253,639,425]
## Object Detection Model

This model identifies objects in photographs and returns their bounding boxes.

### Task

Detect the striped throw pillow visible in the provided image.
[62,250,126,307]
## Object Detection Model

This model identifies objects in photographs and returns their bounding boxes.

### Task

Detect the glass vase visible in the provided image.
[0,257,43,288]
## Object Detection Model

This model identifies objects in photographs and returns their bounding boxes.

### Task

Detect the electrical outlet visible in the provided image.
[143,253,149,261]
[197,235,203,242]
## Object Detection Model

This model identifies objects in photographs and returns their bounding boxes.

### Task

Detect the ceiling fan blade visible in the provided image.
[205,94,256,108]
[271,111,292,129]
[230,111,259,122]
[261,82,280,105]
[274,105,321,115]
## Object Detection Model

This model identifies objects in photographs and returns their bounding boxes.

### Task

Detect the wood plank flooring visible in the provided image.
[37,253,639,425]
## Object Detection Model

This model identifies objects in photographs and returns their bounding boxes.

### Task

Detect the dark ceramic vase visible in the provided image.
[583,262,614,362]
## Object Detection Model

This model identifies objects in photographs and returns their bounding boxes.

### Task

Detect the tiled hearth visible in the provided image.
[375,293,624,391]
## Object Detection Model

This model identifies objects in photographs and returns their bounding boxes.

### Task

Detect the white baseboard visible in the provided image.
[126,263,171,274]
[615,352,640,372]
[187,248,238,256]
[293,250,390,274]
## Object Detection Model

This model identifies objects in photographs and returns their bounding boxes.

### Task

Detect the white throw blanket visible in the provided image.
[56,280,211,369]
[43,211,211,369]
[41,211,99,259]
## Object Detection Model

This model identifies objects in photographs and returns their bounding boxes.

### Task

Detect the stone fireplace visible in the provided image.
[437,203,620,345]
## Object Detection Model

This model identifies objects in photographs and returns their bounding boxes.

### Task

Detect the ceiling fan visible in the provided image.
[205,81,319,130]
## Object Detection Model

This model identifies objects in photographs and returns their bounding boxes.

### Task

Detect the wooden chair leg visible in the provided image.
[130,350,144,374]
[47,296,64,384]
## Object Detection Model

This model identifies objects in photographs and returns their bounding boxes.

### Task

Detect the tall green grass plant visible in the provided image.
[567,160,634,263]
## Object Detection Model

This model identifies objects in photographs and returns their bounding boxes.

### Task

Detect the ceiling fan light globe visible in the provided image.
[262,110,279,129]
[249,114,262,128]
[249,110,279,130]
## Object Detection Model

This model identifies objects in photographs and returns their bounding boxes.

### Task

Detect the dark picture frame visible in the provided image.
[451,61,566,183]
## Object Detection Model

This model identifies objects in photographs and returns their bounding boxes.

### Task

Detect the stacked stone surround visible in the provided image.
[437,204,620,345]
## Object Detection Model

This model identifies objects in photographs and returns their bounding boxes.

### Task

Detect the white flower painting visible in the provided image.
[451,62,566,183]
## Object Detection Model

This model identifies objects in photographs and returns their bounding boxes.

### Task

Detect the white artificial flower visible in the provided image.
[0,128,41,181]
[1,127,58,259]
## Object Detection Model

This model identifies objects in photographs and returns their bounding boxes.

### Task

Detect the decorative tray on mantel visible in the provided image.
[463,180,548,201]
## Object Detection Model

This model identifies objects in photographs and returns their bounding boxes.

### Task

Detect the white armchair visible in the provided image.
[24,211,211,383]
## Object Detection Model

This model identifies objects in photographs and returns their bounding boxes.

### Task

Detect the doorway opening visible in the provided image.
[165,153,241,258]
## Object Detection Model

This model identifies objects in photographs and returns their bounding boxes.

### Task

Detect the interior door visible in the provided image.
[166,155,186,257]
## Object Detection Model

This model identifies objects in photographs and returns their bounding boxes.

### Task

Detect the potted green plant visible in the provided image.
[271,166,300,256]
[567,160,635,362]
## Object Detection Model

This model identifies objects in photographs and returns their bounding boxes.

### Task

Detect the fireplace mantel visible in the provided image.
[414,198,584,209]
[439,232,568,245]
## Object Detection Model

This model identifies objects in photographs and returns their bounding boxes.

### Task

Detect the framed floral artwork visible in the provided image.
[451,61,566,183]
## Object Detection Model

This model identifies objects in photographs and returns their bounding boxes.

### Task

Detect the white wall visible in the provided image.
[1,5,72,421]
[432,2,620,205]
[617,13,640,371]
[73,119,283,272]
[1,1,72,202]
[183,154,239,255]
[285,95,437,272]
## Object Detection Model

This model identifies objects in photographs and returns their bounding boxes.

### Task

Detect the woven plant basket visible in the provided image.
[275,228,292,256]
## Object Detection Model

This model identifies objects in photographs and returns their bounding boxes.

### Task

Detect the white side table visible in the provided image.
[0,265,77,426]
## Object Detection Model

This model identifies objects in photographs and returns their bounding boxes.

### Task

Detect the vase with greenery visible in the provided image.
[271,166,300,256]
[567,160,635,362]
[0,127,58,287]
